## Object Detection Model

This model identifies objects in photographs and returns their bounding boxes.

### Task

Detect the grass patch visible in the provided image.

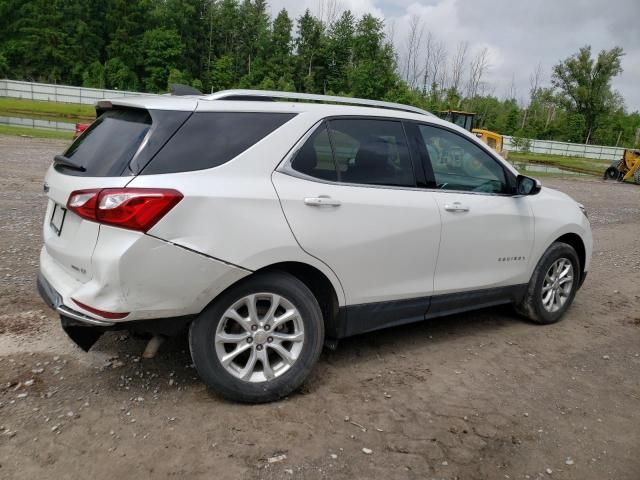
[0,97,95,121]
[0,124,73,140]
[509,152,609,176]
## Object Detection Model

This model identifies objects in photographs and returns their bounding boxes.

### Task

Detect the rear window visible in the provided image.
[142,112,296,174]
[61,109,151,176]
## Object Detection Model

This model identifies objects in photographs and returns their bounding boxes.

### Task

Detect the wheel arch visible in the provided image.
[553,232,586,284]
[197,260,345,339]
[253,262,342,339]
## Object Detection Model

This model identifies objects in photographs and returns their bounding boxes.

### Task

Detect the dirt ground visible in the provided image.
[0,134,639,480]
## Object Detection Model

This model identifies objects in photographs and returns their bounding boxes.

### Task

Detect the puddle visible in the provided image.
[511,162,588,176]
[0,115,75,132]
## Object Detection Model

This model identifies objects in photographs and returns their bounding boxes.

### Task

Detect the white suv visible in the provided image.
[38,90,592,403]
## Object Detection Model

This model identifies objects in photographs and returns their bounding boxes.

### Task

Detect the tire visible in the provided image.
[603,166,619,180]
[516,242,580,324]
[635,167,640,185]
[189,271,324,403]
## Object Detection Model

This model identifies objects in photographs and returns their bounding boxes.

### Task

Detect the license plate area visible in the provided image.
[50,203,67,236]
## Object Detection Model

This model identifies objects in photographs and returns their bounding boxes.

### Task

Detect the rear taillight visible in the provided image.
[67,188,183,232]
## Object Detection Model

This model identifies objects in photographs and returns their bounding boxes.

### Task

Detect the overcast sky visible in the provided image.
[268,0,640,111]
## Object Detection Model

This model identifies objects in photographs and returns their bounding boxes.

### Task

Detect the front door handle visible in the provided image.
[444,202,469,212]
[304,196,341,207]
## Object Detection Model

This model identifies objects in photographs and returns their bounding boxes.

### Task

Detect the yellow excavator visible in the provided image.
[603,149,640,184]
[438,110,504,155]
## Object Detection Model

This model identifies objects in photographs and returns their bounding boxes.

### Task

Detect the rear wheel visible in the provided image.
[189,271,324,403]
[603,166,619,180]
[516,242,580,324]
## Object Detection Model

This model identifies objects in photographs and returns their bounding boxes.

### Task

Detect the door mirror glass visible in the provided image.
[517,175,541,195]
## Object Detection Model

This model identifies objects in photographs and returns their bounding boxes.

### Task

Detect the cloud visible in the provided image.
[268,0,640,110]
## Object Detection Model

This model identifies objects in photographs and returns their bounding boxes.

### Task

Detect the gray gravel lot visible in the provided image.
[0,134,639,480]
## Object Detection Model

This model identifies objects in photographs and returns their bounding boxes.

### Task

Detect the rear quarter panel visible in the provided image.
[127,113,347,305]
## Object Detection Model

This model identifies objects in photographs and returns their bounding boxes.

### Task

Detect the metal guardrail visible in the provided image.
[0,79,147,105]
[503,135,623,162]
[0,80,629,158]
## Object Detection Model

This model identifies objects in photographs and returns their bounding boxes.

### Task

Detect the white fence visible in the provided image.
[503,136,622,162]
[0,79,148,105]
[0,80,629,159]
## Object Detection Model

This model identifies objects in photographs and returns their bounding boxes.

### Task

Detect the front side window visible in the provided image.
[418,125,508,193]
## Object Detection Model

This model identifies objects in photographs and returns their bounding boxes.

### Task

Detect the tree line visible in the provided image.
[0,0,638,147]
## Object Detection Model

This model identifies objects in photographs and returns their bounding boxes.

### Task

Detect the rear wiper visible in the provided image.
[54,155,86,172]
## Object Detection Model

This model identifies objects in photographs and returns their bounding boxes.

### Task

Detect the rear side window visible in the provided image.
[290,119,416,188]
[61,109,151,176]
[142,112,296,174]
[329,119,415,187]
[290,125,337,181]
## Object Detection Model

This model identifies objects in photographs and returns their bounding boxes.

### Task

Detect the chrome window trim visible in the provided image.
[276,116,519,198]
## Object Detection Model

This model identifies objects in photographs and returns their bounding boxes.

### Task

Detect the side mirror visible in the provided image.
[516,175,541,195]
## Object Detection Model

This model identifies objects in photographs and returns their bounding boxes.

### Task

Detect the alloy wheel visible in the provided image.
[541,258,574,313]
[214,293,305,383]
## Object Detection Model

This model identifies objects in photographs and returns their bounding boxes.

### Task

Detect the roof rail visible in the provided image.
[205,89,433,117]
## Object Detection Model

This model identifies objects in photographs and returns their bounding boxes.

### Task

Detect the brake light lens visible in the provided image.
[66,188,183,232]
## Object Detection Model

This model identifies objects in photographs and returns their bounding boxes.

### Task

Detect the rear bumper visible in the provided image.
[38,272,196,350]
[37,272,115,327]
[39,225,251,323]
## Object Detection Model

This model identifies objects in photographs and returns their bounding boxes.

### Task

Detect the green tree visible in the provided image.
[552,45,624,143]
[82,61,105,88]
[209,55,235,91]
[105,57,138,90]
[141,28,184,92]
[268,9,293,83]
[325,11,355,94]
[294,10,323,92]
[350,14,397,100]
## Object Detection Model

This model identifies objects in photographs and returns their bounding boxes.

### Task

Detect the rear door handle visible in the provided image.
[444,202,469,212]
[304,196,341,207]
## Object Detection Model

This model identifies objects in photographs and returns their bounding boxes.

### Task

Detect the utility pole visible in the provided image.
[615,130,623,147]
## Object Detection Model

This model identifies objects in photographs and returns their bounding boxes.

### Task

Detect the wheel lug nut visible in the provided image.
[256,344,263,351]
[267,337,273,343]
[264,325,270,331]
[247,337,253,343]
[251,325,258,331]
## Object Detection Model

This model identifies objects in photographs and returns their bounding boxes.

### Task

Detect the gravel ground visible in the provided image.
[0,134,639,480]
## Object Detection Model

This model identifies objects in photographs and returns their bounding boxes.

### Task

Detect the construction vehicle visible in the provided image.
[438,110,504,155]
[603,149,640,184]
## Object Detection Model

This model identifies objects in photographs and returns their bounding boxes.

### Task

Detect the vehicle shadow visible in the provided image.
[91,304,522,398]
[327,304,518,357]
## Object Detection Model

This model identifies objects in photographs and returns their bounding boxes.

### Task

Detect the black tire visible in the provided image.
[603,166,619,180]
[189,271,324,403]
[516,242,581,324]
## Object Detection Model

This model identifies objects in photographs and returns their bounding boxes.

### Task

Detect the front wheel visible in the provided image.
[516,242,580,324]
[189,271,324,403]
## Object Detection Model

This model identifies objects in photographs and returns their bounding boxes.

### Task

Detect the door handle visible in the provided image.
[444,202,469,212]
[304,196,341,207]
